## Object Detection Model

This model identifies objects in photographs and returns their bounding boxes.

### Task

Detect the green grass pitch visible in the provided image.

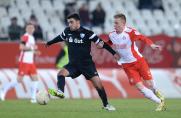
[0,99,180,118]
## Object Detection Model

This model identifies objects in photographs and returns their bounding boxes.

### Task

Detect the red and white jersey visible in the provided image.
[109,26,153,65]
[19,33,35,64]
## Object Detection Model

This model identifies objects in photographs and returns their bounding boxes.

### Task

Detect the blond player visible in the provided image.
[107,13,166,111]
[0,23,39,103]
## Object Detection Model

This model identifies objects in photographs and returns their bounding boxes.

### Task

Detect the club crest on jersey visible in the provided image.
[80,33,85,38]
[122,36,126,40]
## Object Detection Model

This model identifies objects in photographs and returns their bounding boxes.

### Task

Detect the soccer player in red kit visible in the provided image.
[0,23,40,103]
[108,13,166,111]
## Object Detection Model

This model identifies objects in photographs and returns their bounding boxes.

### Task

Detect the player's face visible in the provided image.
[67,18,80,31]
[26,25,35,35]
[114,18,126,33]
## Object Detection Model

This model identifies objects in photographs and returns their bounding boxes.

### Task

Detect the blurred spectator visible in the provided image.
[138,0,164,11]
[8,17,23,41]
[91,3,106,31]
[168,39,181,67]
[138,0,153,10]
[0,0,11,11]
[152,0,164,11]
[64,2,77,24]
[79,3,91,27]
[28,14,43,41]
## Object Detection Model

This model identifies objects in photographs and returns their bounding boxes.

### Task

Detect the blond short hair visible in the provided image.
[114,13,126,22]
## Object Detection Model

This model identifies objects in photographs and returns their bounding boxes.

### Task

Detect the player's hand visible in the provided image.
[33,45,38,50]
[35,50,41,55]
[45,42,51,48]
[150,44,162,51]
[96,41,104,48]
[114,52,121,61]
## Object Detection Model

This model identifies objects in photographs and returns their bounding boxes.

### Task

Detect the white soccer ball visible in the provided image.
[36,90,50,105]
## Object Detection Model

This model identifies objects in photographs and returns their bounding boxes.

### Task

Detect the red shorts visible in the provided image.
[18,62,37,76]
[122,58,152,85]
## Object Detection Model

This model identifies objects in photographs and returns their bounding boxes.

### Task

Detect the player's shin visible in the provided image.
[140,87,161,104]
[145,80,165,101]
[96,87,108,107]
[57,75,65,92]
[31,81,38,101]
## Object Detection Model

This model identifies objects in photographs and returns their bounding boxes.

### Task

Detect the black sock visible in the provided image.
[57,75,65,92]
[96,87,108,107]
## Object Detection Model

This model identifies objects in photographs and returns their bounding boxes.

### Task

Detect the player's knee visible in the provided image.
[17,76,23,83]
[94,83,103,90]
[145,80,153,88]
[17,78,22,83]
[135,82,145,91]
[58,69,68,76]
[57,72,65,77]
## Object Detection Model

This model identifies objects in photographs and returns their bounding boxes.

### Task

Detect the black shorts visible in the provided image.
[64,61,99,80]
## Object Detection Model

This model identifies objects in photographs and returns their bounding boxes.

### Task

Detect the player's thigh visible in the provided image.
[123,67,142,85]
[18,63,28,76]
[139,59,152,81]
[62,63,81,78]
[80,62,99,80]
[29,64,38,76]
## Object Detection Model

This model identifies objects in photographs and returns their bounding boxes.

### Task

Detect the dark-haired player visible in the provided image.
[46,13,120,111]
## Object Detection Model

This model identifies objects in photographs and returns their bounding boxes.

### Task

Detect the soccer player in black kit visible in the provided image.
[46,13,120,111]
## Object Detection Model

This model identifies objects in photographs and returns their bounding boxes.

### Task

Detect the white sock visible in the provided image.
[31,81,38,100]
[3,80,18,95]
[149,80,159,94]
[140,87,161,104]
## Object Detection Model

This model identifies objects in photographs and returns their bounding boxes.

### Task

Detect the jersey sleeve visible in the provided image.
[87,30,101,44]
[47,28,67,46]
[59,29,67,40]
[130,29,153,45]
[107,33,114,46]
[21,35,29,43]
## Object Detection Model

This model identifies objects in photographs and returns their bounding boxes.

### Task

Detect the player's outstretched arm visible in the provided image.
[150,44,162,51]
[96,40,120,60]
[46,35,63,47]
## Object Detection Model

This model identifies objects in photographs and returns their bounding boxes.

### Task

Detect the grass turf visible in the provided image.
[0,99,180,118]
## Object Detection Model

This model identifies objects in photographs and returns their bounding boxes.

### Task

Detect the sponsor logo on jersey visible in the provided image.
[68,37,84,43]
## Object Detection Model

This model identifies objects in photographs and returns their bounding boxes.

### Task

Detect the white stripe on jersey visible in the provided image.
[62,31,65,36]
[89,33,96,39]
[60,35,64,40]
[95,38,100,44]
[133,42,142,57]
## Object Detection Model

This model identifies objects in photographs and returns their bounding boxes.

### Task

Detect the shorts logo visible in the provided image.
[130,78,134,83]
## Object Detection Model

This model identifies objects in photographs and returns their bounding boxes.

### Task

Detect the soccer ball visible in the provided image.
[36,90,50,105]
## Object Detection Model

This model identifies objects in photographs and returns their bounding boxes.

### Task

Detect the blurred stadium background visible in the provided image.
[0,0,181,115]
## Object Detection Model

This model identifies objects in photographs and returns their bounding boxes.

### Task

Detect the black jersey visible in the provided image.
[52,26,101,63]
